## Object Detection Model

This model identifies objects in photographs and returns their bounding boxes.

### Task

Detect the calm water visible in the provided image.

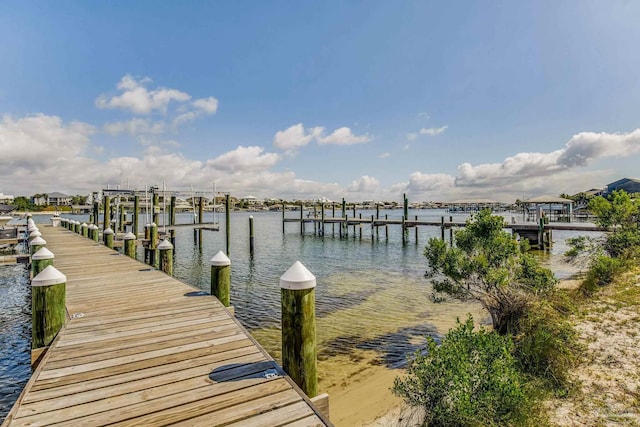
[0,209,600,419]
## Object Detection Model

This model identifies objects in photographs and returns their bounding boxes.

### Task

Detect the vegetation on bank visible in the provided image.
[394,193,640,426]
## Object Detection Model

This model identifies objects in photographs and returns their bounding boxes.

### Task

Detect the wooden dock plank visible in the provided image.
[3,226,331,427]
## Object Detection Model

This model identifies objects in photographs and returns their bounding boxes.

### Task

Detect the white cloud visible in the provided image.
[407,172,456,192]
[96,74,191,115]
[407,132,417,141]
[317,127,370,145]
[192,97,219,114]
[0,114,94,168]
[206,146,280,173]
[103,118,165,136]
[273,123,324,154]
[419,125,448,136]
[379,152,391,159]
[347,176,380,193]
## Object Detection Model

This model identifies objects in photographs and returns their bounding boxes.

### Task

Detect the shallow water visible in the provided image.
[0,209,601,418]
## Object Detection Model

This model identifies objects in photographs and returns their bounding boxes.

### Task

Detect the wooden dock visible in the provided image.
[3,226,331,426]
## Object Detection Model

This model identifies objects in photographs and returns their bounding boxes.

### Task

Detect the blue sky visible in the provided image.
[1,1,640,202]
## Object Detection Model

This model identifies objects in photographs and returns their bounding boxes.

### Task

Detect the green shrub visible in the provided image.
[512,300,578,393]
[581,255,627,295]
[603,229,640,259]
[393,316,533,427]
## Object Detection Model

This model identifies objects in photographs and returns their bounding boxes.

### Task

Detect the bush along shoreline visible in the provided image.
[394,193,639,426]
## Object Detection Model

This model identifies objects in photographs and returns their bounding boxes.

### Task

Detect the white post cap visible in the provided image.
[26,213,33,218]
[32,265,66,287]
[104,227,114,235]
[249,215,254,219]
[28,225,38,233]
[29,230,42,238]
[158,239,173,250]
[145,223,150,228]
[32,247,54,260]
[210,250,231,266]
[81,223,87,227]
[151,222,157,227]
[89,224,98,230]
[31,236,47,245]
[280,261,316,290]
[123,232,136,240]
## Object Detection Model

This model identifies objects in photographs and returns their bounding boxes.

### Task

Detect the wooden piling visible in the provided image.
[119,205,126,233]
[123,232,136,259]
[249,215,255,256]
[31,266,66,351]
[30,236,46,256]
[103,195,111,231]
[225,194,230,256]
[385,214,388,239]
[300,201,304,235]
[158,239,174,276]
[92,201,99,226]
[152,192,160,225]
[403,193,408,221]
[441,216,445,240]
[414,215,418,242]
[103,227,114,249]
[31,247,54,277]
[150,223,158,268]
[81,223,88,238]
[320,203,325,237]
[282,203,286,233]
[358,213,362,239]
[210,251,231,307]
[133,195,140,236]
[402,216,406,245]
[280,261,318,398]
[168,195,176,226]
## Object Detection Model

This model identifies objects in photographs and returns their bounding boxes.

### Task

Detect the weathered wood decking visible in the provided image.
[3,226,330,426]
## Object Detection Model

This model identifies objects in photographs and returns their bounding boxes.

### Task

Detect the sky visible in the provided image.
[1,1,640,202]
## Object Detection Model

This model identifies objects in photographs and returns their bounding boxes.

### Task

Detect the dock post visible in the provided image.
[441,216,445,241]
[300,201,304,235]
[93,201,99,226]
[415,215,418,242]
[31,266,66,354]
[89,213,94,224]
[133,195,140,236]
[170,229,176,248]
[332,203,335,236]
[123,232,137,259]
[104,228,114,249]
[210,251,231,307]
[119,206,126,233]
[31,247,54,277]
[144,224,150,262]
[89,224,98,242]
[313,204,317,235]
[225,194,230,255]
[249,215,255,256]
[152,192,160,225]
[169,195,176,227]
[449,216,454,246]
[402,216,406,244]
[385,214,388,239]
[150,223,158,267]
[280,261,318,398]
[376,204,379,236]
[353,205,357,235]
[103,195,111,231]
[158,239,174,276]
[321,203,325,237]
[403,193,408,221]
[282,203,286,233]
[371,215,374,239]
[359,213,362,240]
[81,223,88,238]
[538,218,545,250]
[30,236,46,256]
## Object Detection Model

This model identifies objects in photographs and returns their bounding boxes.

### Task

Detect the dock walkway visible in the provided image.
[3,226,330,426]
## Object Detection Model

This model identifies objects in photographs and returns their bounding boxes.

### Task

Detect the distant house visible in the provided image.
[0,193,14,203]
[605,178,640,195]
[241,195,258,205]
[32,192,72,206]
